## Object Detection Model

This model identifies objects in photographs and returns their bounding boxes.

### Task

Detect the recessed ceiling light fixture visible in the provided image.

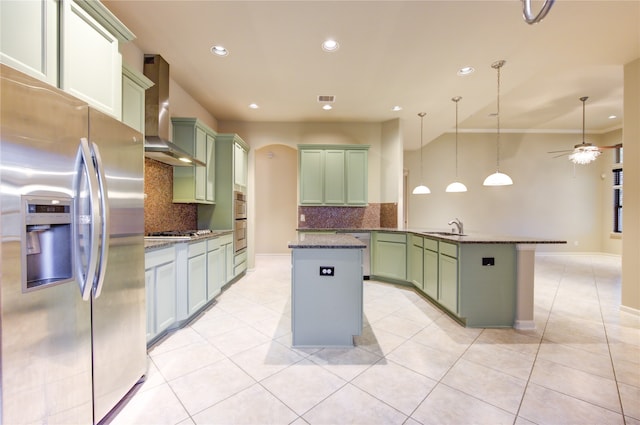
[322,104,333,110]
[249,103,259,109]
[322,39,339,52]
[210,45,228,56]
[457,66,475,76]
[608,114,617,119]
[392,106,403,112]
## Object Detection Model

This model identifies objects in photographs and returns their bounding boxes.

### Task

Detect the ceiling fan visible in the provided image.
[548,96,621,164]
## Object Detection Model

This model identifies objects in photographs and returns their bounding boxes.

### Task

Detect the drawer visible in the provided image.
[440,241,458,258]
[188,240,207,257]
[219,234,233,245]
[234,250,247,266]
[411,235,423,247]
[207,237,220,251]
[423,238,438,252]
[376,232,406,244]
[145,247,175,268]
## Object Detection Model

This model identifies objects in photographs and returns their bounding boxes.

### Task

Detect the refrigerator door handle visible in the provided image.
[76,138,102,301]
[91,142,109,299]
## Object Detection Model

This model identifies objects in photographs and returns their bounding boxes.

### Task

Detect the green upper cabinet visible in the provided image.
[298,144,369,206]
[233,140,249,190]
[121,64,154,134]
[1,0,135,119]
[171,118,215,204]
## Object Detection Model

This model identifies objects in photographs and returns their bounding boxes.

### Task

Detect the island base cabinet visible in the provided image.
[291,248,363,347]
[438,254,458,314]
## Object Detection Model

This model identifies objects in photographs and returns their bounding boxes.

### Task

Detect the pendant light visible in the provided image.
[412,112,431,194]
[446,96,468,192]
[568,96,601,164]
[483,60,513,186]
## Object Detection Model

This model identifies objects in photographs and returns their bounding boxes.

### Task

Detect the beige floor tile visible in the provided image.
[192,383,298,424]
[260,359,346,415]
[168,358,255,415]
[518,382,624,425]
[110,383,190,425]
[151,340,226,381]
[441,358,527,413]
[618,382,640,421]
[369,313,426,339]
[205,325,271,357]
[412,383,515,425]
[302,383,407,425]
[351,359,437,415]
[530,357,621,412]
[149,326,208,356]
[229,340,305,381]
[537,341,615,379]
[410,321,478,357]
[308,346,382,381]
[354,324,407,356]
[386,339,459,380]
[613,356,640,387]
[462,342,535,380]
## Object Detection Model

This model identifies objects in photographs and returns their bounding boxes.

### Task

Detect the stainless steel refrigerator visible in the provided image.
[0,64,147,424]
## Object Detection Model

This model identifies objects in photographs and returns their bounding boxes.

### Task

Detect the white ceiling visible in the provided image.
[103,1,639,150]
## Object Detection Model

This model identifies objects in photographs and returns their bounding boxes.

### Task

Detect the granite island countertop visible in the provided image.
[288,233,367,249]
[297,227,566,245]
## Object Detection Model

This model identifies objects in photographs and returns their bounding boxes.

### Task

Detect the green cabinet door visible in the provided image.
[346,149,368,205]
[206,243,222,300]
[300,149,324,204]
[423,248,438,298]
[206,132,216,202]
[409,236,424,289]
[372,232,407,281]
[439,254,458,314]
[172,118,215,204]
[155,261,177,332]
[187,242,207,314]
[324,150,345,204]
[144,269,154,342]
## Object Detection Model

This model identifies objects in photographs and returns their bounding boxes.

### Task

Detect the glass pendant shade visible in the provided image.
[484,60,513,187]
[412,112,430,195]
[569,146,600,164]
[447,96,467,193]
[446,181,468,192]
[412,184,431,194]
[483,172,513,186]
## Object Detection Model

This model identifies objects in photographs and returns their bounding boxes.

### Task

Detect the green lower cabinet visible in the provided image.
[145,247,177,344]
[372,232,407,281]
[206,239,222,301]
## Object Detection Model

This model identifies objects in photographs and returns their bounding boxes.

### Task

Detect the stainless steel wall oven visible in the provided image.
[234,191,247,252]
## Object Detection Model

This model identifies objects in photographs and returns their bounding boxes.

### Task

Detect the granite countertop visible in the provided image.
[297,227,566,245]
[288,233,367,249]
[144,230,234,251]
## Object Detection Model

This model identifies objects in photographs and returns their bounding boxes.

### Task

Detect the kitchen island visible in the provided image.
[288,233,366,347]
[298,228,566,330]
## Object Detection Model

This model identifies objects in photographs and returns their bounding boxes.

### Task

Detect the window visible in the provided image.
[612,145,623,234]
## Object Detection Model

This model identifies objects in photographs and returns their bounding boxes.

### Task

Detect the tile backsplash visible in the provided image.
[144,158,197,234]
[298,203,398,229]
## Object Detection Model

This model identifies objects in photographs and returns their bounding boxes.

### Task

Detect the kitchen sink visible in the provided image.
[423,231,466,237]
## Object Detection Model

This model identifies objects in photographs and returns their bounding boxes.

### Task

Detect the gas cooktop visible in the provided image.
[145,229,213,239]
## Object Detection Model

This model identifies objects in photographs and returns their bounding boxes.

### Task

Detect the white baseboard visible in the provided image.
[620,305,640,316]
[514,320,536,330]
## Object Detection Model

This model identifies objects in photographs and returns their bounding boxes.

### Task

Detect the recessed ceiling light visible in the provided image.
[392,106,403,111]
[608,114,617,119]
[210,45,228,56]
[249,103,259,109]
[322,39,339,52]
[322,104,333,110]
[457,66,475,76]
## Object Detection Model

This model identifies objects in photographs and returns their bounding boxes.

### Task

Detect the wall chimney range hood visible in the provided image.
[143,54,204,167]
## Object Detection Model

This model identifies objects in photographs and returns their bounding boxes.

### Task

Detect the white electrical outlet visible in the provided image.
[300,214,305,222]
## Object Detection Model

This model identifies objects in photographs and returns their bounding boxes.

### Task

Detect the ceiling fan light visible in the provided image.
[569,147,601,164]
[446,181,468,192]
[483,171,513,186]
[412,184,431,195]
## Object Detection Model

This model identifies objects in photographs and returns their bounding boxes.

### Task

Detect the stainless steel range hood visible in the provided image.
[143,54,204,167]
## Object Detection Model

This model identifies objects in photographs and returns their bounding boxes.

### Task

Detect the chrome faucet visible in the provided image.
[448,218,464,235]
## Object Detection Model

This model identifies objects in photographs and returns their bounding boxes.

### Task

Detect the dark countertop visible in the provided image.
[144,230,234,251]
[297,227,566,245]
[288,233,367,249]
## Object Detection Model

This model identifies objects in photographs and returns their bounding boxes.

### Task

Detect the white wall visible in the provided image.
[404,131,620,253]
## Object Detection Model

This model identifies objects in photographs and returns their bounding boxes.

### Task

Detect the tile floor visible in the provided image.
[111,253,639,425]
